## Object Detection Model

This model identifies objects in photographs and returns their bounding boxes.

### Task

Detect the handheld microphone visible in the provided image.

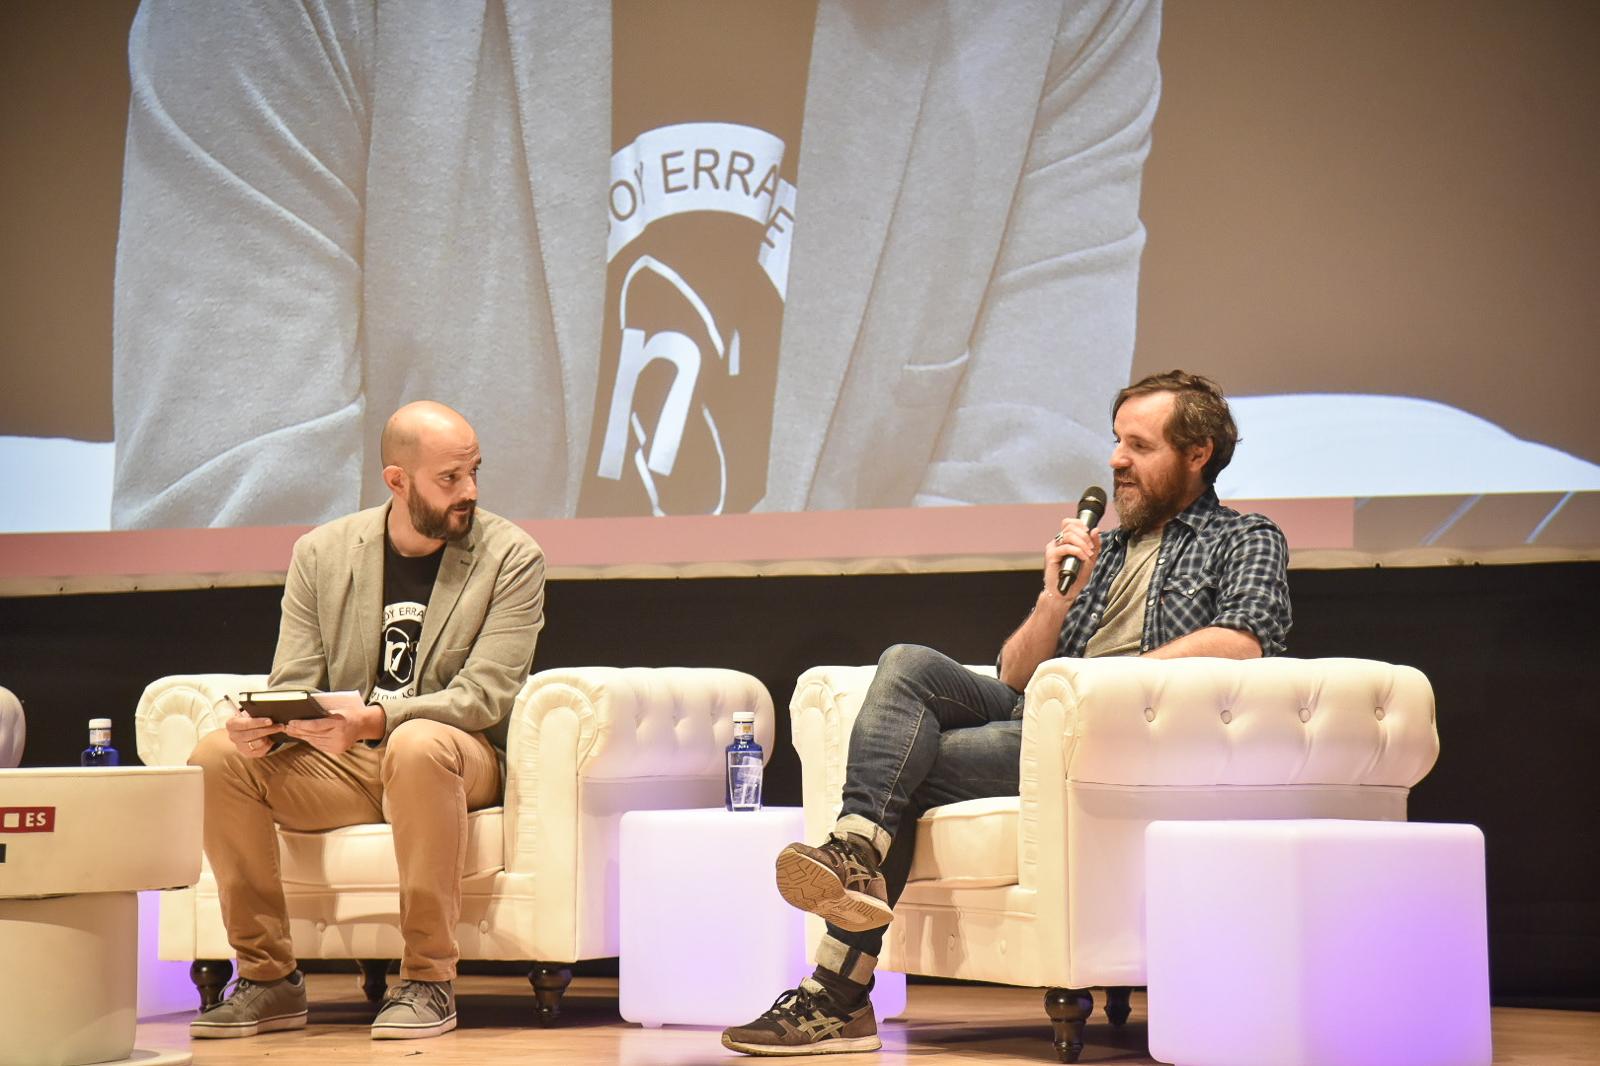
[1056,486,1108,595]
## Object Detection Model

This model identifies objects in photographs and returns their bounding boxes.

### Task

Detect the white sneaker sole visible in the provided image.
[190,1010,307,1039]
[775,848,894,933]
[371,1012,458,1040]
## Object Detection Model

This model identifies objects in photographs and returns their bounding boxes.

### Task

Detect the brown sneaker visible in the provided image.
[722,979,881,1056]
[775,834,893,932]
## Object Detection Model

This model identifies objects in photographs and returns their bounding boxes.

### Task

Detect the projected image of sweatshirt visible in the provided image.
[112,2,1167,530]
[578,1,816,517]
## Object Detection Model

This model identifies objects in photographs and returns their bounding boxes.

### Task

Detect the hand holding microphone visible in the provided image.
[1053,486,1108,596]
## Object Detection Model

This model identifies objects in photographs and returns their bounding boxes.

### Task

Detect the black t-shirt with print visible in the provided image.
[372,534,444,702]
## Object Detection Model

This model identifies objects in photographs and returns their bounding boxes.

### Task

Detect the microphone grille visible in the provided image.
[1079,485,1108,519]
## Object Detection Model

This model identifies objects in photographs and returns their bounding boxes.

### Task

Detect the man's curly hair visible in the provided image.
[1112,370,1237,486]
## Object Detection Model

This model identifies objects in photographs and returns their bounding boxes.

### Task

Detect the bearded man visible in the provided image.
[187,401,545,1041]
[723,370,1293,1056]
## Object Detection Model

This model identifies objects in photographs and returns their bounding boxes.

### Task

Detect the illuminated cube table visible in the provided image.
[0,765,202,1066]
[1145,820,1492,1066]
[619,806,905,1028]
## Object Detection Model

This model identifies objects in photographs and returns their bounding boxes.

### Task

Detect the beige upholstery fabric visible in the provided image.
[137,667,773,966]
[791,656,1438,990]
[906,796,1019,888]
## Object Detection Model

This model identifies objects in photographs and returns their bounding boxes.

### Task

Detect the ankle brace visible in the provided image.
[815,932,878,988]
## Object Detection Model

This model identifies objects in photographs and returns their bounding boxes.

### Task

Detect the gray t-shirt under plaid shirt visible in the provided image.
[1083,529,1162,658]
[1057,488,1293,658]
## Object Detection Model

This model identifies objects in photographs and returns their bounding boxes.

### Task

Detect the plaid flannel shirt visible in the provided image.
[1054,487,1292,658]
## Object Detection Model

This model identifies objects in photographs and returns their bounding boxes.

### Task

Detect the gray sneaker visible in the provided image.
[189,971,308,1039]
[371,979,457,1040]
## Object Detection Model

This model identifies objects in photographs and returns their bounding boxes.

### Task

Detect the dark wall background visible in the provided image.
[2,562,1596,1008]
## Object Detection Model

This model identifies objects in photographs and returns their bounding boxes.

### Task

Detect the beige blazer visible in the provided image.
[267,503,545,751]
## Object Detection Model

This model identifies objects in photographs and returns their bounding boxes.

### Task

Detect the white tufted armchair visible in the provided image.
[791,656,1439,1062]
[136,666,773,1020]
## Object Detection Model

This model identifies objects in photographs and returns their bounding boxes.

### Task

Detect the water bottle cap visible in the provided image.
[732,711,756,724]
[89,718,113,729]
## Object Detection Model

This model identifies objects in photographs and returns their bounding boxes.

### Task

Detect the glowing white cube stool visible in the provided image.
[1146,820,1492,1066]
[619,807,905,1028]
[0,766,202,1066]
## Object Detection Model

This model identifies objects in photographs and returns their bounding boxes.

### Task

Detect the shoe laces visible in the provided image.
[384,979,449,1015]
[768,985,837,1026]
[203,975,273,1013]
[821,836,876,884]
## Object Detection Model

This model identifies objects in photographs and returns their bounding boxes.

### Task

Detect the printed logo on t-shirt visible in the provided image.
[371,600,425,701]
[581,122,798,518]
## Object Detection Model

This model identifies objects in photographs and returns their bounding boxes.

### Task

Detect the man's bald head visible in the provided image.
[381,401,475,473]
[381,401,482,550]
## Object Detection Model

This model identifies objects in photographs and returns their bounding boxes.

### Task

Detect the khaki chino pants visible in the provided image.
[190,719,500,982]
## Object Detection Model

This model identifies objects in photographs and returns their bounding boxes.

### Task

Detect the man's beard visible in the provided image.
[1114,462,1188,537]
[408,483,475,542]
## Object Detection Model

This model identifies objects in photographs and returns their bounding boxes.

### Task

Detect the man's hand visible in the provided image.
[224,711,283,759]
[999,518,1104,691]
[1045,519,1102,601]
[283,703,387,755]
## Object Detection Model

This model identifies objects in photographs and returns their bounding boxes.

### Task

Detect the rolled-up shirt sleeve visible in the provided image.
[1210,516,1292,656]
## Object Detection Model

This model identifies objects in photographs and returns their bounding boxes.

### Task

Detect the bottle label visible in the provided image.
[727,750,763,811]
[90,728,111,746]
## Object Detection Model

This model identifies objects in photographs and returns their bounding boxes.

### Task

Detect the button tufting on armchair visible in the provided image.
[135,666,774,1021]
[790,656,1438,1062]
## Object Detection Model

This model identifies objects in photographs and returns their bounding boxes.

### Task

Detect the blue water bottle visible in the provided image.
[724,710,763,811]
[81,717,120,766]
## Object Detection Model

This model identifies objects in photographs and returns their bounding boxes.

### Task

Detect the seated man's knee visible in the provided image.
[381,719,457,782]
[876,643,949,681]
[189,727,241,773]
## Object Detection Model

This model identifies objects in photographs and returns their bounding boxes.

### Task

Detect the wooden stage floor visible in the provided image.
[135,973,1600,1065]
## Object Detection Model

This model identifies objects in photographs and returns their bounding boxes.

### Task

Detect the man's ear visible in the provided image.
[382,465,407,498]
[1186,440,1214,478]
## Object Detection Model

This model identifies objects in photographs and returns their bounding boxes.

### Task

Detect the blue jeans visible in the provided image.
[828,643,1024,961]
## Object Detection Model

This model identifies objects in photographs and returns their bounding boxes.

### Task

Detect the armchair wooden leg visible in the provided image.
[529,963,573,1025]
[191,959,233,1012]
[357,959,390,1003]
[1104,985,1132,1027]
[1044,987,1094,1063]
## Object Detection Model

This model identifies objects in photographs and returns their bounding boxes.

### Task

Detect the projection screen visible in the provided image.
[2,0,1597,594]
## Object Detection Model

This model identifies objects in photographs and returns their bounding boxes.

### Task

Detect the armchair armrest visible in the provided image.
[1017,655,1439,987]
[503,666,774,874]
[789,664,998,848]
[0,685,23,768]
[134,673,271,766]
[501,666,774,961]
[1020,655,1438,793]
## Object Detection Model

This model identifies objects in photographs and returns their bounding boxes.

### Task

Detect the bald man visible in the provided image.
[187,401,546,1041]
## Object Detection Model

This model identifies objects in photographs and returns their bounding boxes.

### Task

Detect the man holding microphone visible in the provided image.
[723,370,1293,1056]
